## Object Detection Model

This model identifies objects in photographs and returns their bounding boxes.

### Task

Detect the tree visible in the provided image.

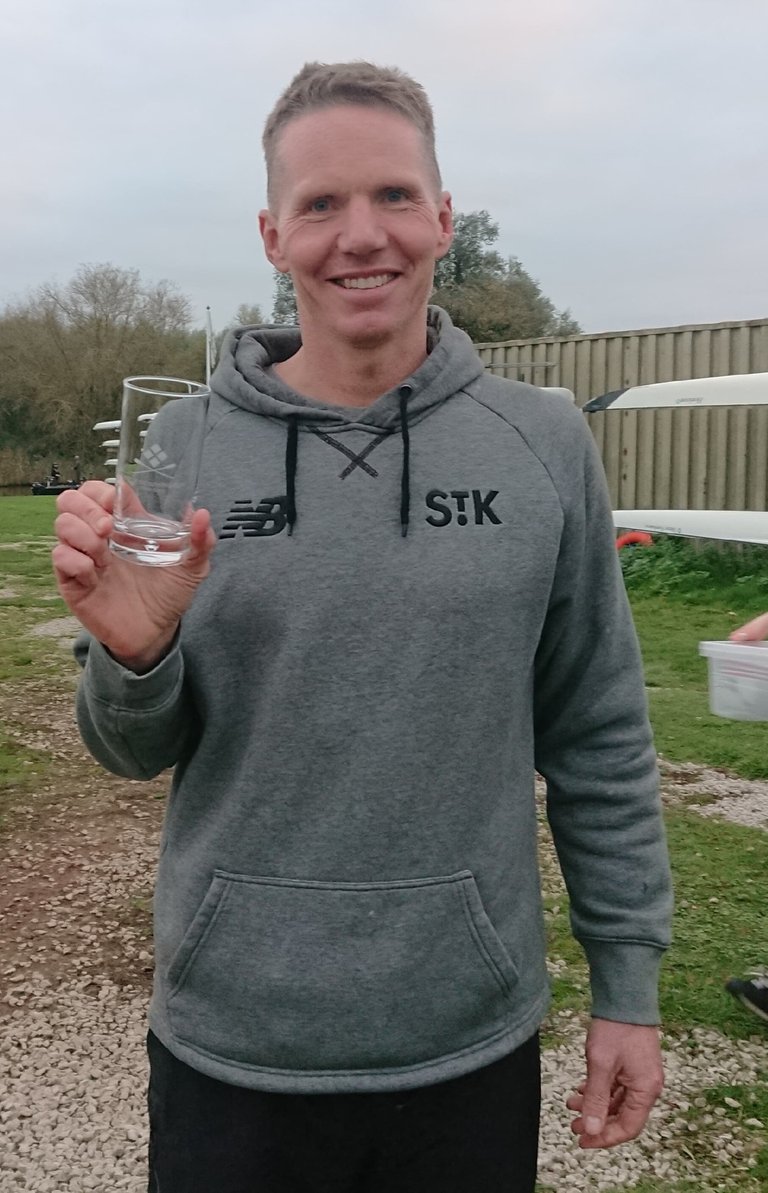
[271,271,298,325]
[432,211,580,342]
[0,263,202,479]
[233,303,264,326]
[433,210,505,289]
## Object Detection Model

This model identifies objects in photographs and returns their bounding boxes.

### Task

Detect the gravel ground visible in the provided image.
[3,986,766,1193]
[659,755,768,830]
[1,685,768,1192]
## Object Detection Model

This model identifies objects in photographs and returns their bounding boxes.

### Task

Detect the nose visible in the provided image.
[336,197,388,255]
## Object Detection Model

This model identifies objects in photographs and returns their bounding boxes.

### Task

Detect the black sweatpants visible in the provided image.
[147,1030,540,1193]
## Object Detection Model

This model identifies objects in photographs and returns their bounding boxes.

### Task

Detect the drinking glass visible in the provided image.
[110,376,210,566]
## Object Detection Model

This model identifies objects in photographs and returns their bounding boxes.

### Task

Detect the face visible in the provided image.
[259,105,453,351]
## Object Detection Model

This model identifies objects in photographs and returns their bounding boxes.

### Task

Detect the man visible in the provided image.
[53,61,673,1193]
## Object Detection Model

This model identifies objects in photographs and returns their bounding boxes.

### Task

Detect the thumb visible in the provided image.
[580,1068,613,1136]
[181,509,215,576]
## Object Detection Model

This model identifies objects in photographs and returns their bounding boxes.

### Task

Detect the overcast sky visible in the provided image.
[2,0,766,337]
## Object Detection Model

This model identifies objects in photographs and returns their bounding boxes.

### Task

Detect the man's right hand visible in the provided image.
[731,611,768,643]
[53,481,216,672]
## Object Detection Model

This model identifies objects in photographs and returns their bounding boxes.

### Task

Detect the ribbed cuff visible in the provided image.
[582,940,665,1025]
[83,633,184,710]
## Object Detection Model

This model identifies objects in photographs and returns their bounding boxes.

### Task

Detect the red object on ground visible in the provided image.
[616,531,654,550]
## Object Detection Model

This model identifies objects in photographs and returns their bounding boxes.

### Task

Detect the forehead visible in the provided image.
[273,105,433,195]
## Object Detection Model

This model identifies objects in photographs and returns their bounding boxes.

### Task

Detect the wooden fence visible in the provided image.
[476,318,768,511]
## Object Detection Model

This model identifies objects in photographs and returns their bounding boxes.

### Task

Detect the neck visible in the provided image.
[274,321,429,406]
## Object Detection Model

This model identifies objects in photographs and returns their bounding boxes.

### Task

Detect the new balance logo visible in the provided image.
[425,489,501,527]
[220,497,287,538]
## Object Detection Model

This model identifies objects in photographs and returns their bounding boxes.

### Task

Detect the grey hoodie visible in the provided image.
[76,307,672,1093]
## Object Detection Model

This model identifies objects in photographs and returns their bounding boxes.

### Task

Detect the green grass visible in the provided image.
[632,595,768,777]
[623,537,768,776]
[0,500,69,683]
[0,728,45,783]
[659,812,766,1034]
[696,1083,768,1186]
[540,805,768,1191]
[543,809,768,1036]
[0,497,71,816]
[0,727,49,827]
[0,494,58,540]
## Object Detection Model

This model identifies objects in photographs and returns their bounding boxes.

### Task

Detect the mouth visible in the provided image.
[331,273,398,290]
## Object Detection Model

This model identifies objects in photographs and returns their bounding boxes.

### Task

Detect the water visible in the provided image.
[110,516,190,567]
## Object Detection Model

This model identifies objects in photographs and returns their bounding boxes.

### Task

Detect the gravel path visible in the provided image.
[1,689,767,1192]
[658,756,768,830]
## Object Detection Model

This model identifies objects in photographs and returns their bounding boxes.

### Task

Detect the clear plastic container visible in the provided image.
[698,640,768,721]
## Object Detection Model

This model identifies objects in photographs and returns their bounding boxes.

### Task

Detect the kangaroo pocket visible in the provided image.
[165,869,520,1073]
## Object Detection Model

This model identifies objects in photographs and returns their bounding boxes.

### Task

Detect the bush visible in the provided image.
[619,536,768,605]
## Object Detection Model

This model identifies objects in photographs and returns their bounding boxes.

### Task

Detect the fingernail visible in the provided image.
[585,1116,602,1135]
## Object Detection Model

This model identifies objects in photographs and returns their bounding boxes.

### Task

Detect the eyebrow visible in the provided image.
[294,177,426,203]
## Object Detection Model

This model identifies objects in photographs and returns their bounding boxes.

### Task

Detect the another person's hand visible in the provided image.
[53,480,216,672]
[730,611,768,643]
[566,1019,664,1149]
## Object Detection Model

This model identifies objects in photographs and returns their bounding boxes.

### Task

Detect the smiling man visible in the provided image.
[54,62,672,1193]
[259,100,452,400]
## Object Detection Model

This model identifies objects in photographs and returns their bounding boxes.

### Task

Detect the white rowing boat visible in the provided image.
[584,372,768,412]
[613,509,768,546]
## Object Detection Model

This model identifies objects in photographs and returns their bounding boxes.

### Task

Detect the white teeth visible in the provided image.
[337,274,394,289]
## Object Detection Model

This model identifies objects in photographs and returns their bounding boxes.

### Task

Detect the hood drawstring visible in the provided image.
[283,389,413,538]
[285,415,298,535]
[399,385,412,538]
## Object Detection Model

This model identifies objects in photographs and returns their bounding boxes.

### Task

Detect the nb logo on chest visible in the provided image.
[220,498,287,538]
[425,490,501,527]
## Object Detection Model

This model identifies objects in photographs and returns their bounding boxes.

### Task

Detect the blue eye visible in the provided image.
[384,189,407,202]
[310,197,331,213]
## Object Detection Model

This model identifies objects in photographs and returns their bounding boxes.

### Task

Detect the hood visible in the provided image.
[208,305,485,537]
[210,305,485,431]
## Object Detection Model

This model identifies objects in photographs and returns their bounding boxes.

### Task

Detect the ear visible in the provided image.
[434,192,454,262]
[259,209,290,272]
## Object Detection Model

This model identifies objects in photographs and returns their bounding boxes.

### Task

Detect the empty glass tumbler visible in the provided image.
[110,376,210,566]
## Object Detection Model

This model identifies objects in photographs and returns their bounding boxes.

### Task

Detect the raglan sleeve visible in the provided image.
[74,630,199,780]
[532,403,673,1025]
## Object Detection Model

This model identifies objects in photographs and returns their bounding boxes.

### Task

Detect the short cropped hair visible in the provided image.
[262,61,442,208]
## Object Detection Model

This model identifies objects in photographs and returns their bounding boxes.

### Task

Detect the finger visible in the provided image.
[579,1070,613,1139]
[54,512,111,566]
[184,509,215,569]
[570,1084,626,1129]
[52,543,100,590]
[57,491,114,539]
[576,1081,660,1149]
[566,1080,587,1111]
[58,480,115,516]
[731,611,768,642]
